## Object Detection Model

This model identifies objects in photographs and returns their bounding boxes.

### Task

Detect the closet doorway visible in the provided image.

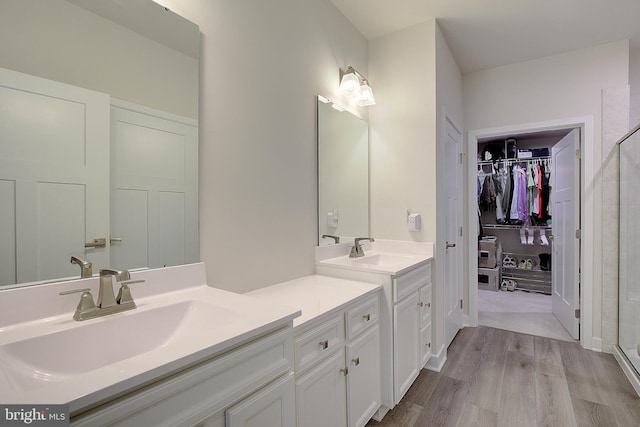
[468,122,584,343]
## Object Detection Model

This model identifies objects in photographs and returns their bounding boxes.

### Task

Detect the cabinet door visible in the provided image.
[346,325,381,427]
[296,349,347,427]
[226,372,295,427]
[393,291,420,403]
[418,284,432,328]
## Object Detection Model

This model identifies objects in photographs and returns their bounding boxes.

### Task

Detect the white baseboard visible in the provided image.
[613,345,640,397]
[590,337,603,352]
[463,314,473,327]
[426,344,447,372]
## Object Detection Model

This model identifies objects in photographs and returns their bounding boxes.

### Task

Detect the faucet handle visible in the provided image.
[59,288,98,318]
[59,288,92,296]
[116,280,145,305]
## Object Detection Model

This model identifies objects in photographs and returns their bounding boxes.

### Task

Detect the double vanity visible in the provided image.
[0,240,432,427]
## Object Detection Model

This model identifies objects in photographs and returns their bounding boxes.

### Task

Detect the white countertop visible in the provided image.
[0,263,300,413]
[246,275,381,328]
[315,239,434,275]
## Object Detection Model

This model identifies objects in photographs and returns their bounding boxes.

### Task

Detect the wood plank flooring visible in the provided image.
[366,326,640,427]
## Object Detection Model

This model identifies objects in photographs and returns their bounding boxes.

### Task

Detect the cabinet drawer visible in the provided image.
[71,327,294,427]
[346,294,379,340]
[295,315,345,374]
[393,262,431,303]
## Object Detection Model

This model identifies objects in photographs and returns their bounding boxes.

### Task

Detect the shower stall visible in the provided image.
[617,122,640,394]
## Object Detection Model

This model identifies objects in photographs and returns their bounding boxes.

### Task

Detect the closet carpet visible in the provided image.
[366,326,640,427]
[478,289,575,342]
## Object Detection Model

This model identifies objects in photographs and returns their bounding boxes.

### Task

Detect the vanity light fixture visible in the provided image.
[339,66,376,106]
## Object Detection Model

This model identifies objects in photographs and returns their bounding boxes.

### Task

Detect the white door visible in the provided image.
[0,67,109,285]
[444,115,463,347]
[110,103,198,270]
[551,128,580,339]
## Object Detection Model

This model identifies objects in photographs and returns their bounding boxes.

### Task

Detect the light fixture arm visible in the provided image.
[340,66,369,85]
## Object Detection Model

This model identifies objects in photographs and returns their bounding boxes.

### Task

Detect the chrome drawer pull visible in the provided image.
[340,367,349,376]
[418,302,424,307]
[352,357,360,366]
[363,314,371,321]
[319,340,329,350]
[426,302,431,308]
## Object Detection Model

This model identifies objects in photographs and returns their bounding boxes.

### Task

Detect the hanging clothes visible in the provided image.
[526,163,535,216]
[495,165,508,223]
[479,173,496,211]
[535,163,543,219]
[509,165,528,224]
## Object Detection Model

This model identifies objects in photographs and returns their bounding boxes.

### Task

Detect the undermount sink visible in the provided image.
[0,300,239,392]
[350,253,414,266]
[317,248,431,275]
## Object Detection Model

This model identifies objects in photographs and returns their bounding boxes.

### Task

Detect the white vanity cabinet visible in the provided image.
[392,265,432,400]
[316,257,432,414]
[294,293,381,427]
[70,326,296,427]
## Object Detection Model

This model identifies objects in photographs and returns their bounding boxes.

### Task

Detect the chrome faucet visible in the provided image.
[321,234,340,244]
[59,268,144,321]
[350,237,374,258]
[70,256,92,278]
[98,268,130,308]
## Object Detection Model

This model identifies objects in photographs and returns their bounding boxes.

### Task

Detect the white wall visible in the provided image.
[369,20,463,362]
[630,48,640,124]
[161,0,368,293]
[369,21,437,241]
[463,40,630,350]
[435,22,464,360]
[0,0,198,118]
[630,48,640,95]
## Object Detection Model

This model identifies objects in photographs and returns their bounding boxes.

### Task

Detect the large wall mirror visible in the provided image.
[0,0,199,288]
[317,97,369,244]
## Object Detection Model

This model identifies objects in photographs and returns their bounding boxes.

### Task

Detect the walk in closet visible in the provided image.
[476,128,578,341]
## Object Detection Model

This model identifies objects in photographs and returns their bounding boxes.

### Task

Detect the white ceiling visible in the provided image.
[331,0,640,73]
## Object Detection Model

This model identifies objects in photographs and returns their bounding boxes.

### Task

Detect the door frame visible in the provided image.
[466,116,594,350]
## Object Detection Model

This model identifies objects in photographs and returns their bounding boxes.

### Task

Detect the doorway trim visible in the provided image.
[466,116,594,350]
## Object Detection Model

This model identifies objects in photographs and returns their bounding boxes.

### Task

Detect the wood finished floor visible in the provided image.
[366,326,640,427]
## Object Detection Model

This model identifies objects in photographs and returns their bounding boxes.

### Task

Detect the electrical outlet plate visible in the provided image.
[407,212,421,231]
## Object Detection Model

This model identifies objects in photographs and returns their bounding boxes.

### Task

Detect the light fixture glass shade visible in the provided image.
[358,83,376,106]
[340,71,360,95]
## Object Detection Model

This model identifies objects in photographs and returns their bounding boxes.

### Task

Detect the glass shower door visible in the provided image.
[618,125,640,375]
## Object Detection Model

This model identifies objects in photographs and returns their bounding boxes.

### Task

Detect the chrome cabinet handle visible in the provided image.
[363,314,371,321]
[340,367,349,376]
[110,237,123,244]
[418,302,424,307]
[446,241,456,249]
[427,342,431,348]
[85,238,106,248]
[426,302,431,308]
[319,340,329,350]
[352,357,360,366]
